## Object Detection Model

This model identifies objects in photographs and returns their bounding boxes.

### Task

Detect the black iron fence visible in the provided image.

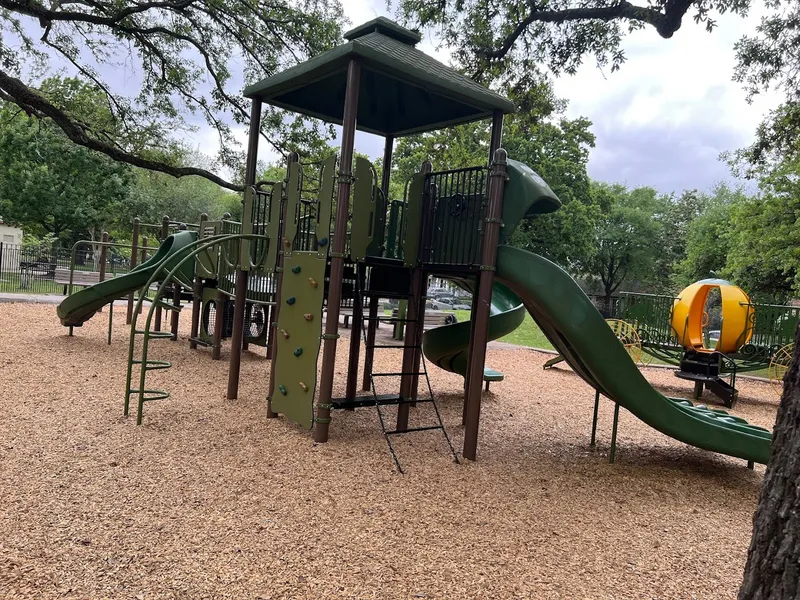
[0,242,133,295]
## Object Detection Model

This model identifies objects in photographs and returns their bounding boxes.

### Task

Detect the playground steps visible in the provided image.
[675,350,738,408]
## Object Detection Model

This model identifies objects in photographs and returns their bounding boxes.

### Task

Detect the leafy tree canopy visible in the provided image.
[0,0,344,189]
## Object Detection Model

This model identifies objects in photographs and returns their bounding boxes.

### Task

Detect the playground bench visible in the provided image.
[54,268,114,294]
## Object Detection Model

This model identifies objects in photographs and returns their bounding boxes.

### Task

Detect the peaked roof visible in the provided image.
[243,17,515,137]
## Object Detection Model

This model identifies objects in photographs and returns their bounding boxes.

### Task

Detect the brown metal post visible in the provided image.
[153,215,169,332]
[410,271,429,402]
[314,59,362,443]
[170,283,181,340]
[267,152,299,419]
[97,231,108,313]
[227,97,263,399]
[463,112,505,418]
[462,148,508,461]
[396,268,424,430]
[345,263,365,399]
[189,213,207,350]
[126,218,140,324]
[361,135,394,392]
[138,236,148,315]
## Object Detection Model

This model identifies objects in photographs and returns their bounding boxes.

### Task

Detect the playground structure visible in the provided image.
[57,18,775,469]
[617,279,799,407]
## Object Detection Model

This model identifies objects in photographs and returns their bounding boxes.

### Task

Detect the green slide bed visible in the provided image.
[57,231,197,327]
[422,158,772,465]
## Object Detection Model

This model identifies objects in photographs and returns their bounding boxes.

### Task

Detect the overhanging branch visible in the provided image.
[0,69,241,191]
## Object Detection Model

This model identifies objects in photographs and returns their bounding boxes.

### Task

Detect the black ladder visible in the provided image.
[356,280,458,473]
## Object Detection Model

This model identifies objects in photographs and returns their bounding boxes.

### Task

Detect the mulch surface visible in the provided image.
[0,303,778,599]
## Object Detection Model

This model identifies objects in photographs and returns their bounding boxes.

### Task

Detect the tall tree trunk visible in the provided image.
[739,323,800,599]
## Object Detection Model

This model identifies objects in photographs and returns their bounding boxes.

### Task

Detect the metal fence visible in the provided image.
[0,241,133,295]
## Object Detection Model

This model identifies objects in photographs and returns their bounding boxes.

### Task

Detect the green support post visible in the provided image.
[609,403,620,464]
[591,389,600,447]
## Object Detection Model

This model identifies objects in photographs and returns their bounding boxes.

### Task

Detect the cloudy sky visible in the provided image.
[16,0,779,195]
[239,0,779,195]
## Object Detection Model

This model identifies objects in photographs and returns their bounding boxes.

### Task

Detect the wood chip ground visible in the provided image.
[0,303,779,599]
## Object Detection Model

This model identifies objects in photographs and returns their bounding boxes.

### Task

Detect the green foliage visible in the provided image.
[0,100,132,240]
[0,0,344,186]
[577,183,665,302]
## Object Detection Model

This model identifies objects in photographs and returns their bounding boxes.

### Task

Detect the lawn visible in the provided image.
[453,309,554,349]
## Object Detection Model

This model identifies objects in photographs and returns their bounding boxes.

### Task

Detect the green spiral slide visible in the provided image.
[423,160,772,465]
[57,231,197,328]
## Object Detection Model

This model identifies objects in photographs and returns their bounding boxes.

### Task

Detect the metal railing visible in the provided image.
[0,241,134,295]
[419,166,488,267]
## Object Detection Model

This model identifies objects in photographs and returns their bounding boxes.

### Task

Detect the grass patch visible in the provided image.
[453,310,554,350]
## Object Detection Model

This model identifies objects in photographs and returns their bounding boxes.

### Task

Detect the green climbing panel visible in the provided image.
[401,171,425,267]
[270,251,327,430]
[196,220,221,278]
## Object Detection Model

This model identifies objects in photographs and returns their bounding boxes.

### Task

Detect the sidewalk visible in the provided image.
[0,292,65,304]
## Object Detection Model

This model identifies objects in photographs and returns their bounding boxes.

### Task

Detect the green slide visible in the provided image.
[422,158,772,464]
[57,231,197,327]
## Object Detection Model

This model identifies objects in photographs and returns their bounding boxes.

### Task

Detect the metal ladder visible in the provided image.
[124,293,184,425]
[356,279,458,473]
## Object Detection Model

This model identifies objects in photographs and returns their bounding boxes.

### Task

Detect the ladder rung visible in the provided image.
[126,389,170,402]
[131,359,172,371]
[385,425,444,435]
[133,330,174,339]
[372,372,425,377]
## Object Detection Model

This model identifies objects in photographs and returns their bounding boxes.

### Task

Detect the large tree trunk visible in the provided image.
[739,323,800,599]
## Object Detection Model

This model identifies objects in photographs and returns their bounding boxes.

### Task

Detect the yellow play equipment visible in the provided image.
[671,279,753,354]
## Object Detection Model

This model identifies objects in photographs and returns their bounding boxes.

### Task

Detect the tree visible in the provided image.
[724,162,800,302]
[0,98,131,242]
[739,324,800,599]
[0,0,344,189]
[577,183,664,307]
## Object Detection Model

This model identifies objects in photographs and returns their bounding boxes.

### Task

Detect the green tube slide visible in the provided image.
[57,231,197,327]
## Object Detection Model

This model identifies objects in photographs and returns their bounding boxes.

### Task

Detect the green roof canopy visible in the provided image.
[243,17,515,137]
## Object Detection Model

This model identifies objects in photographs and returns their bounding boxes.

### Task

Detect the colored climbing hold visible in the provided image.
[292,265,302,274]
[294,347,303,357]
[303,313,313,322]
[308,277,318,288]
[278,385,287,396]
[281,329,290,339]
[299,382,309,392]
[318,237,328,247]
[286,297,296,305]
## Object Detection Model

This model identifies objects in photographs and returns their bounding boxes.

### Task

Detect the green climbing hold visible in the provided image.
[294,347,303,357]
[292,265,302,274]
[278,385,287,396]
[286,297,296,305]
[318,237,328,247]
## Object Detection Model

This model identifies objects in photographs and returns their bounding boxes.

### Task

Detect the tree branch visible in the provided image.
[479,0,695,62]
[0,69,241,190]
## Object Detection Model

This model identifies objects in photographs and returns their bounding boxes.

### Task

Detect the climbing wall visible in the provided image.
[269,252,327,429]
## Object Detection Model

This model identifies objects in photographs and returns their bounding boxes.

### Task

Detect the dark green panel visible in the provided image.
[283,162,302,258]
[315,154,336,258]
[350,156,376,261]
[401,172,425,267]
[195,221,220,278]
[264,184,283,271]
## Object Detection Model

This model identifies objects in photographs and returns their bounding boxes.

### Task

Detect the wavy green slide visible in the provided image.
[423,160,772,464]
[57,231,197,327]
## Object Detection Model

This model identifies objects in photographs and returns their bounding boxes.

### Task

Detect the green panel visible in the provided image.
[349,156,376,261]
[195,221,221,278]
[283,162,302,258]
[500,159,561,244]
[270,252,327,430]
[400,172,425,267]
[366,187,387,257]
[199,285,218,343]
[385,200,404,259]
[315,154,336,258]
[240,187,255,271]
[264,184,283,271]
